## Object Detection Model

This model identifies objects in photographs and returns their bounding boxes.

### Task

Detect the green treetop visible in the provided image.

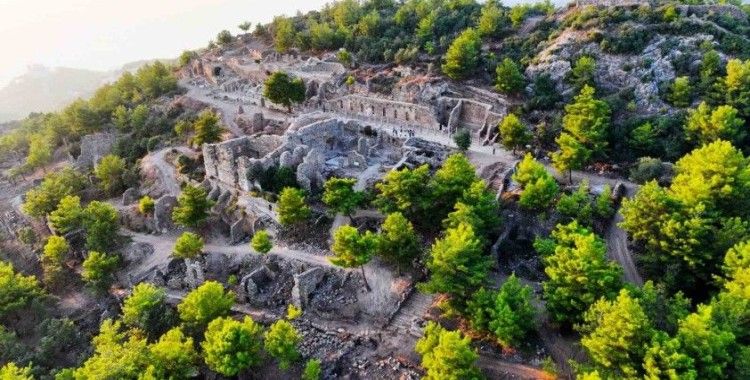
[81,251,119,290]
[725,58,750,117]
[441,28,481,80]
[539,221,622,325]
[94,154,126,195]
[569,56,596,90]
[430,153,479,219]
[378,212,421,270]
[477,0,506,37]
[499,114,531,153]
[0,261,43,319]
[415,322,482,380]
[444,180,501,239]
[495,58,525,95]
[172,232,204,260]
[322,177,365,217]
[41,235,69,286]
[578,289,654,378]
[122,282,173,340]
[330,225,379,290]
[177,281,234,331]
[251,230,273,254]
[421,222,491,307]
[191,110,224,147]
[277,187,312,226]
[138,195,155,215]
[375,164,431,221]
[0,363,33,380]
[552,131,591,183]
[484,274,536,347]
[670,140,750,217]
[554,84,610,175]
[172,185,214,228]
[669,76,692,108]
[202,316,264,376]
[684,102,745,146]
[72,319,149,379]
[82,201,120,252]
[146,327,199,379]
[264,319,301,370]
[263,71,306,112]
[22,167,85,218]
[48,195,84,234]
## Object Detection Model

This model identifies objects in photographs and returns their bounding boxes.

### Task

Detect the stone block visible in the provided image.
[291,267,325,309]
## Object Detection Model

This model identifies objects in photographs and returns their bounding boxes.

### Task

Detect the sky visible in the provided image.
[0,0,560,88]
[0,0,331,87]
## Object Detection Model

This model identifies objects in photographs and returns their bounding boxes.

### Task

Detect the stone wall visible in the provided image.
[203,135,284,190]
[203,117,404,193]
[324,95,439,129]
[438,97,506,143]
[76,132,116,169]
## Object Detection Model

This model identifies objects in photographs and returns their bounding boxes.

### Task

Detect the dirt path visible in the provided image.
[179,79,289,137]
[122,229,335,284]
[140,146,194,196]
[606,211,643,285]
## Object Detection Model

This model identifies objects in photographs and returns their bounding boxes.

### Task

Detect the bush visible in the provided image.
[629,157,668,184]
[138,196,155,215]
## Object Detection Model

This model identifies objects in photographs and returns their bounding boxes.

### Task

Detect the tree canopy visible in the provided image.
[202,316,264,376]
[177,281,234,331]
[415,322,481,380]
[263,72,306,111]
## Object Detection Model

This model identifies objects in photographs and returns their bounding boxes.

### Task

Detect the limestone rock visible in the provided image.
[230,219,247,244]
[122,242,154,265]
[122,188,140,205]
[154,195,177,232]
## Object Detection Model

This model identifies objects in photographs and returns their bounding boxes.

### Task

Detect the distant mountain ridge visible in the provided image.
[0,60,173,123]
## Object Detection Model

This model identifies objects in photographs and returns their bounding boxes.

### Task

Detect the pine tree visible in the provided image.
[442,28,482,80]
[172,185,214,228]
[499,114,530,153]
[277,187,311,226]
[415,322,481,380]
[495,58,525,95]
[421,223,491,307]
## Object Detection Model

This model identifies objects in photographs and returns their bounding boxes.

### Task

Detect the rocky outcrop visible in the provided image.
[122,188,140,205]
[154,195,177,232]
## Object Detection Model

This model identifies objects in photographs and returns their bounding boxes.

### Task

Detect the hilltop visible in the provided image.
[1,1,750,379]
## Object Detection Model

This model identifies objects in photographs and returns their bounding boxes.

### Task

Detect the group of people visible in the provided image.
[391,127,417,138]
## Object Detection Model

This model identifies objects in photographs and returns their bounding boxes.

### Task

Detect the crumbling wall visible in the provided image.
[324,95,439,129]
[202,135,283,190]
[76,132,116,169]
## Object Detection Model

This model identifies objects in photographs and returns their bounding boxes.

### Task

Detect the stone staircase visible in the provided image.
[387,291,435,337]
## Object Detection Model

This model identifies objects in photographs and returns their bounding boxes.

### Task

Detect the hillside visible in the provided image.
[2,1,750,379]
[0,60,176,122]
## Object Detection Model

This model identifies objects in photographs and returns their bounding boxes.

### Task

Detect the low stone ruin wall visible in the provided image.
[324,95,439,129]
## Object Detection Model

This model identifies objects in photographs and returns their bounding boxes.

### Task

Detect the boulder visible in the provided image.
[122,242,154,265]
[230,219,247,244]
[154,195,177,232]
[122,188,140,205]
